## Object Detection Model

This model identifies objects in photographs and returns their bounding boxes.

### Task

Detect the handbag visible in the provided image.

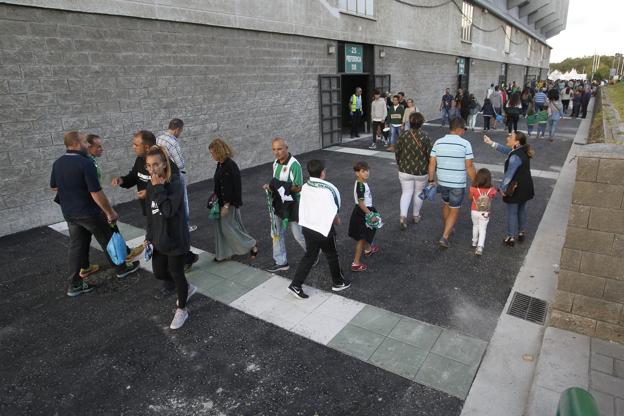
[207,192,220,220]
[502,180,518,198]
[493,107,504,123]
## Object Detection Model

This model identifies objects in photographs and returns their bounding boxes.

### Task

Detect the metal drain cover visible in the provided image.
[507,292,548,325]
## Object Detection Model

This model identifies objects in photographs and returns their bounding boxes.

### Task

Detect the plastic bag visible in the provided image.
[106,225,127,265]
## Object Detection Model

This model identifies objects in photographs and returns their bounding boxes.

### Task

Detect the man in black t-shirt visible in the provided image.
[51,131,140,297]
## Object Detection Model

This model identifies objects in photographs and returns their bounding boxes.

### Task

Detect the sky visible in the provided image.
[547,0,623,63]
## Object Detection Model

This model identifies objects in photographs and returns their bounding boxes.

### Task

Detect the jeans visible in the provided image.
[506,202,528,237]
[65,213,125,285]
[272,217,306,265]
[442,107,451,126]
[537,124,546,137]
[292,227,344,288]
[527,125,535,136]
[350,110,362,137]
[548,117,560,139]
[438,185,465,209]
[507,114,519,133]
[471,210,490,248]
[152,249,188,309]
[390,125,401,145]
[572,102,580,117]
[372,121,384,144]
[467,114,478,130]
[398,171,428,218]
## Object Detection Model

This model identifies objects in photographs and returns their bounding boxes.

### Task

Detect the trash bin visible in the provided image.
[556,387,599,416]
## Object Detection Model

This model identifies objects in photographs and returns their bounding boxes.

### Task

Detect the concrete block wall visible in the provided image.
[551,144,624,345]
[469,59,501,101]
[0,4,336,236]
[508,64,527,88]
[374,46,457,121]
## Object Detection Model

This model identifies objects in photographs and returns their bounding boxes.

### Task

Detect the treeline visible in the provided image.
[551,55,620,80]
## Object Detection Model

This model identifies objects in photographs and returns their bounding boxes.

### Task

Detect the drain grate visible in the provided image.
[507,292,548,325]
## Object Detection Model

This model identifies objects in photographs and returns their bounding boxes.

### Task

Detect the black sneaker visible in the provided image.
[267,263,289,273]
[67,280,96,297]
[332,280,352,292]
[287,284,309,299]
[184,252,199,272]
[116,261,140,278]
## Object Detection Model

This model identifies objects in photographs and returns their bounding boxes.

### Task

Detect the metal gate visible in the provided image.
[319,75,342,148]
[374,74,391,95]
[458,58,470,91]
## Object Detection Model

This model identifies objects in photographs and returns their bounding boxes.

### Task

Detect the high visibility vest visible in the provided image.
[350,94,361,112]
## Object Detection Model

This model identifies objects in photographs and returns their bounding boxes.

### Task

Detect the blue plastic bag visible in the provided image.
[418,183,437,201]
[106,225,127,266]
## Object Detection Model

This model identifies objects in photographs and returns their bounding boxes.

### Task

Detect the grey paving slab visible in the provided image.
[205,259,249,279]
[431,330,488,367]
[590,389,616,416]
[349,305,402,336]
[593,338,624,361]
[328,324,386,362]
[591,370,624,399]
[226,266,272,289]
[369,337,428,380]
[388,317,443,350]
[591,352,615,374]
[203,279,251,305]
[186,271,227,294]
[617,397,624,416]
[415,353,477,399]
[115,221,145,241]
[616,359,624,378]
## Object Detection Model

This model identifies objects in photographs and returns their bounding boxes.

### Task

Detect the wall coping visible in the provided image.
[577,143,624,160]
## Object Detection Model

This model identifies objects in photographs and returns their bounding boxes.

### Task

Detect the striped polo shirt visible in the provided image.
[431,134,474,188]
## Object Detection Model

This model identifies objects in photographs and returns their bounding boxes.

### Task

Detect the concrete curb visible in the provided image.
[460,99,594,416]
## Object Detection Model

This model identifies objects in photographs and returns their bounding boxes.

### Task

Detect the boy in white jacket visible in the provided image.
[287,159,351,299]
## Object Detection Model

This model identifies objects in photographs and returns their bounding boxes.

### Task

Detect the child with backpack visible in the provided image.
[536,107,548,138]
[469,168,497,256]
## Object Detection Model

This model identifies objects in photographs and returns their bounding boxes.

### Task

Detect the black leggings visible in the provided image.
[152,250,189,308]
[507,114,519,133]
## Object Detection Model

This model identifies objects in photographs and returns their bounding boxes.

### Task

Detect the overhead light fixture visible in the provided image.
[379,49,385,58]
[327,44,336,55]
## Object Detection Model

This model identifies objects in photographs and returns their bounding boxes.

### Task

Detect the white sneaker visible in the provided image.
[188,225,198,232]
[475,246,483,256]
[471,240,478,248]
[368,143,377,149]
[170,308,189,330]
[177,284,198,307]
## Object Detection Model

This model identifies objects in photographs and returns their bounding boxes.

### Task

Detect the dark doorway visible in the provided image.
[499,63,508,87]
[457,57,470,92]
[341,73,371,137]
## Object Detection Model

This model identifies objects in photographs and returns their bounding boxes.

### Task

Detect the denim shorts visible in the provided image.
[438,185,465,209]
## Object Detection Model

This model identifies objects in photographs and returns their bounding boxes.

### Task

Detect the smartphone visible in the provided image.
[144,243,153,262]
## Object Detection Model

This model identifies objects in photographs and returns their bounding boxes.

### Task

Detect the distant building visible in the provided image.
[0,0,569,235]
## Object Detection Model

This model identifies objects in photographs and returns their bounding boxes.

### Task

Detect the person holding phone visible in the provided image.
[144,145,196,330]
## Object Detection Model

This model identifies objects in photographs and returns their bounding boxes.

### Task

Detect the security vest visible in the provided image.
[350,94,362,112]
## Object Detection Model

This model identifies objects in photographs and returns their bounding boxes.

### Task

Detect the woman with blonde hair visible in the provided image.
[144,145,196,330]
[209,138,258,262]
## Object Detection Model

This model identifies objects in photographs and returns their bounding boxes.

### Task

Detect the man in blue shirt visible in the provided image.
[428,118,477,248]
[51,131,140,297]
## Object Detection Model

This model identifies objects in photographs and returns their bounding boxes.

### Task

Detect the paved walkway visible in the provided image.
[49,219,487,400]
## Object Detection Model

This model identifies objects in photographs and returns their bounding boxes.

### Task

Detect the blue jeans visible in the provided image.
[537,124,546,137]
[442,108,451,126]
[548,117,560,139]
[438,185,465,209]
[506,202,528,237]
[390,125,401,145]
[272,217,306,265]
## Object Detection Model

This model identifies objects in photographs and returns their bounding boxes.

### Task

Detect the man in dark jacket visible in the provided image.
[111,130,156,216]
[51,131,140,297]
[581,86,592,118]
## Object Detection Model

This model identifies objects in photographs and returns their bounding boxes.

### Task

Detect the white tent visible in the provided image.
[550,68,587,81]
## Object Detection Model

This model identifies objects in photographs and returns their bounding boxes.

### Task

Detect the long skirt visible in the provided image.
[215,207,256,260]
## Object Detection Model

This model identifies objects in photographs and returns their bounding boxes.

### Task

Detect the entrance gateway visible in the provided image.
[319,42,390,148]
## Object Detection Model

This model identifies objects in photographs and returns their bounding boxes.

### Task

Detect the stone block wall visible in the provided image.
[551,144,624,344]
[0,4,336,236]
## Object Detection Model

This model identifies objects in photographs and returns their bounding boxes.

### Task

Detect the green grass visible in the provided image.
[606,82,624,118]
